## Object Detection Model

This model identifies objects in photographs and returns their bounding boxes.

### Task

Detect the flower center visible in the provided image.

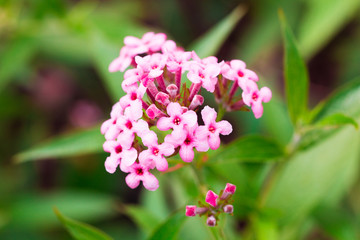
[173,117,181,125]
[208,126,216,133]
[237,70,244,77]
[135,167,144,175]
[252,92,259,101]
[125,120,133,129]
[130,92,137,100]
[184,136,192,145]
[115,145,122,154]
[199,73,205,79]
[152,148,159,156]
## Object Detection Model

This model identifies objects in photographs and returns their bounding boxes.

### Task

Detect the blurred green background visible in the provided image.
[1,0,360,239]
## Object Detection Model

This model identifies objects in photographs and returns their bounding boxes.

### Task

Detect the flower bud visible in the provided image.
[221,183,236,200]
[223,204,233,214]
[185,205,197,217]
[205,190,218,207]
[166,84,178,98]
[206,215,216,227]
[189,95,204,110]
[155,92,170,106]
[146,104,163,119]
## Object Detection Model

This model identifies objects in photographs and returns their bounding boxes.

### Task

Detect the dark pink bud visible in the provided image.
[206,215,216,227]
[155,92,170,106]
[189,95,204,110]
[195,207,208,215]
[185,205,197,217]
[223,204,233,214]
[205,190,218,207]
[166,84,178,98]
[146,104,163,119]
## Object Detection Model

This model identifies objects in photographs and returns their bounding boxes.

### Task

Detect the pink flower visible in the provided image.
[205,190,218,207]
[135,53,167,79]
[101,102,123,140]
[221,60,259,89]
[103,139,138,172]
[121,162,159,191]
[196,106,233,150]
[242,80,272,119]
[122,68,144,92]
[157,102,197,132]
[187,63,220,92]
[119,84,147,109]
[185,205,197,217]
[139,131,175,171]
[166,51,192,73]
[165,125,209,162]
[116,100,150,148]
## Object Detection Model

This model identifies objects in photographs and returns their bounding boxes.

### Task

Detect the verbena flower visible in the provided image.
[101,32,271,191]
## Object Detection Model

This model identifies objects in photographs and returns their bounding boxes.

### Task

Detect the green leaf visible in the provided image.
[208,135,284,164]
[7,191,115,229]
[313,206,358,240]
[14,126,103,163]
[279,10,309,126]
[188,5,247,58]
[315,113,358,129]
[299,0,360,58]
[253,216,278,240]
[264,125,360,225]
[148,211,187,240]
[123,205,161,234]
[54,207,113,240]
[312,76,360,121]
[0,36,37,91]
[90,32,125,102]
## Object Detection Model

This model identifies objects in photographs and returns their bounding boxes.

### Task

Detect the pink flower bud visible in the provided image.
[166,84,178,98]
[225,183,236,194]
[185,205,197,217]
[146,104,163,119]
[221,183,236,200]
[205,190,218,207]
[206,215,216,227]
[223,204,233,214]
[189,95,204,110]
[155,92,170,106]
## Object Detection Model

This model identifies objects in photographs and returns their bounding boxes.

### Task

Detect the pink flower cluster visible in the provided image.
[101,32,271,191]
[186,183,236,226]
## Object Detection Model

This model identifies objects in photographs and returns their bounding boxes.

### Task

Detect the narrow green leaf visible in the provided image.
[316,113,358,129]
[299,0,360,58]
[188,5,247,58]
[264,125,360,224]
[54,207,113,240]
[14,126,103,163]
[279,9,309,125]
[124,205,161,234]
[208,135,284,164]
[7,191,115,229]
[0,36,37,91]
[90,32,125,102]
[148,211,187,240]
[312,76,360,121]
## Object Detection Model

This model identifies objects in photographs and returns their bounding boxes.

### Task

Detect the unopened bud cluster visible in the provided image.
[186,183,236,226]
[101,32,271,191]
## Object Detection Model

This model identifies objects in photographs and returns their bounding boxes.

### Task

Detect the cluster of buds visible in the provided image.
[186,183,236,226]
[101,32,271,191]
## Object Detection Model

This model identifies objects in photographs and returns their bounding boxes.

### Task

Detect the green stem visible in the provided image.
[190,162,207,197]
[216,105,226,121]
